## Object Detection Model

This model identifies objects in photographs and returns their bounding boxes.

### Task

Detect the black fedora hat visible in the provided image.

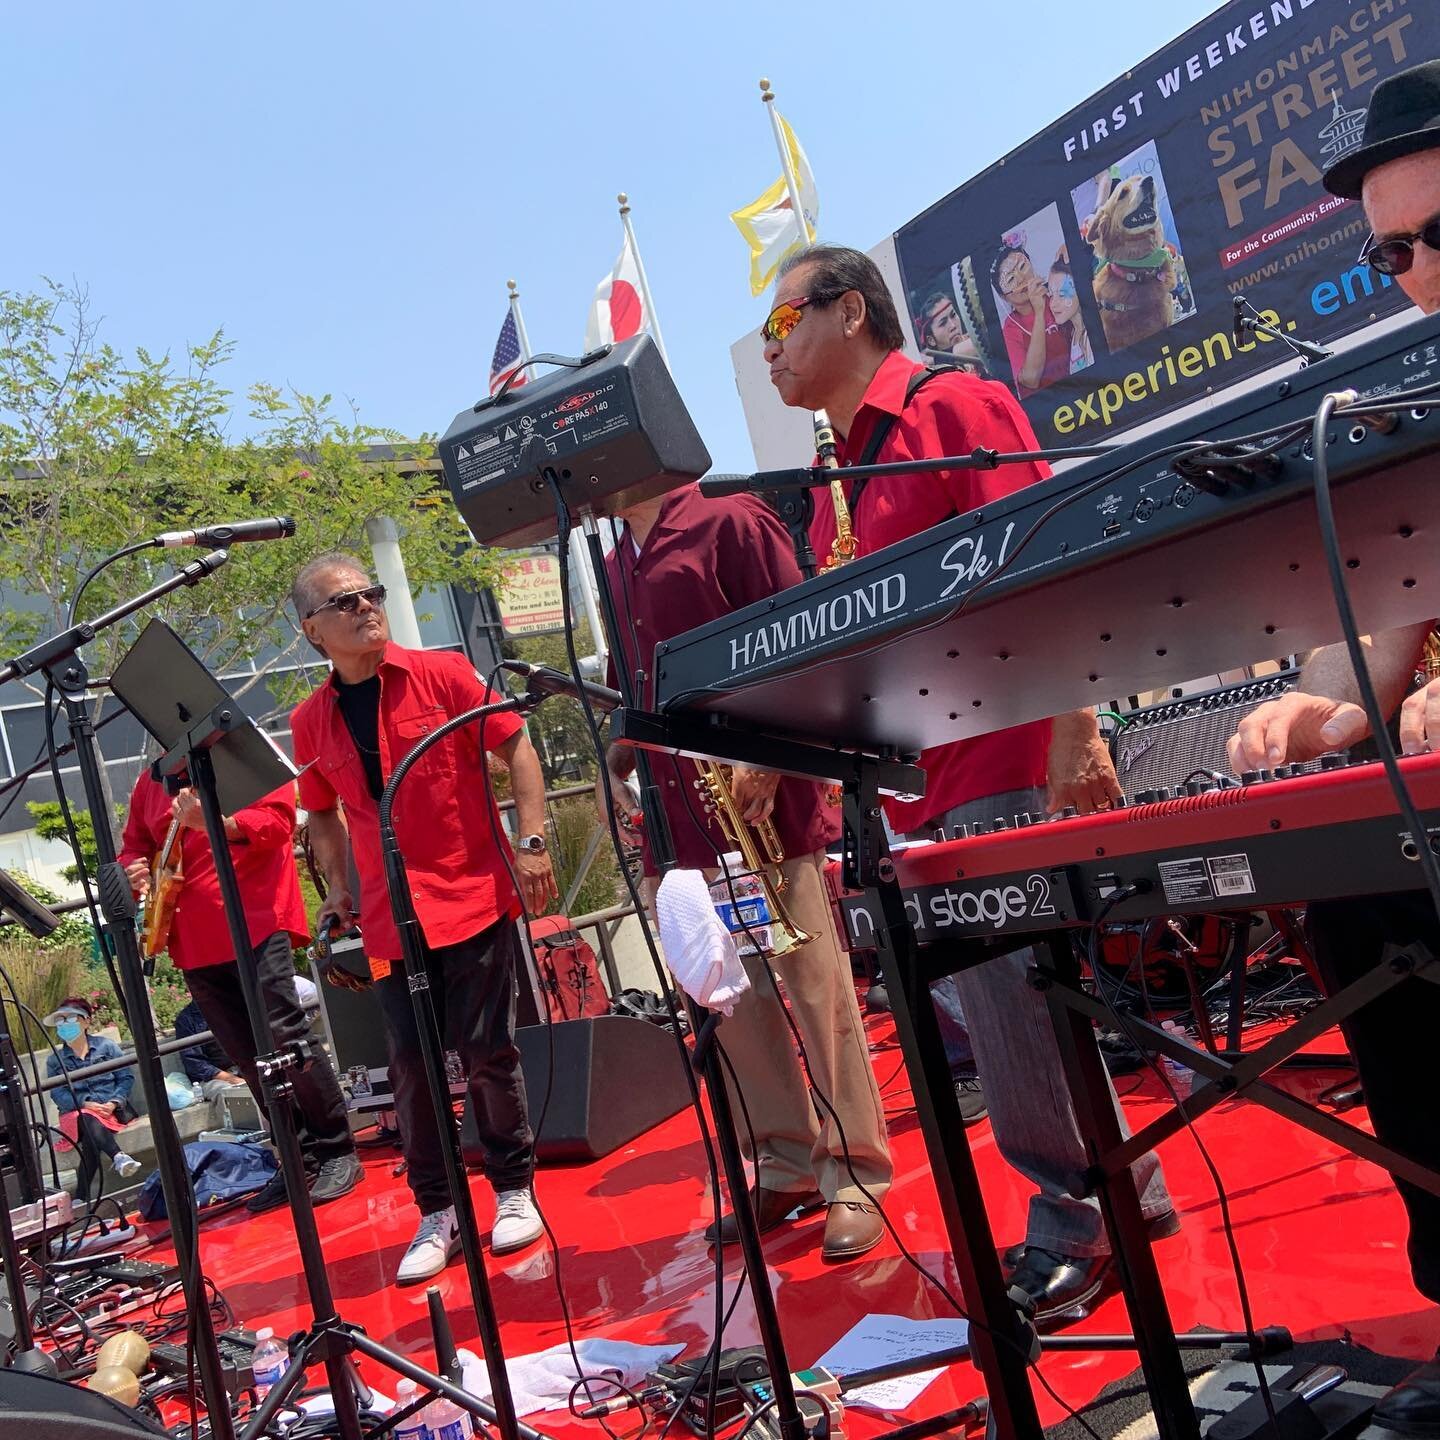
[1325,59,1440,199]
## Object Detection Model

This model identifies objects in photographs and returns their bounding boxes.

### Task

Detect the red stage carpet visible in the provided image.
[155,1005,1435,1433]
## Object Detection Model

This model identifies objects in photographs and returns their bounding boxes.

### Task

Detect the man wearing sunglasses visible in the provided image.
[290,552,557,1284]
[1228,59,1440,1435]
[762,243,1174,1327]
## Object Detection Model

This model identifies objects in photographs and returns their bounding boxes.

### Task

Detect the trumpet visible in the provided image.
[692,760,814,958]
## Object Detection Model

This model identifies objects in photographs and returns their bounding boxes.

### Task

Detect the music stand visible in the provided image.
[111,620,526,1440]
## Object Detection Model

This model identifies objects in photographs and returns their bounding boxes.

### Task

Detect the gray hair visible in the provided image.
[291,551,372,623]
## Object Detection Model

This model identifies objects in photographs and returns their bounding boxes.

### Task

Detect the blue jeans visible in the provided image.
[908,789,1172,1257]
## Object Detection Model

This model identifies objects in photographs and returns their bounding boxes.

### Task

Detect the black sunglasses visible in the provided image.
[1361,216,1440,277]
[305,583,387,620]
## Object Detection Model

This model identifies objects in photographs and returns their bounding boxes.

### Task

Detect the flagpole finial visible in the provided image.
[617,192,630,215]
[507,278,518,296]
[759,77,774,102]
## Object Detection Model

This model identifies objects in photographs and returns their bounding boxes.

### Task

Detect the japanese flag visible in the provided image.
[585,231,647,350]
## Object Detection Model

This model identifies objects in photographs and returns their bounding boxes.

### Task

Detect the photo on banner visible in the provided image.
[892,0,1440,446]
[910,275,991,376]
[1070,139,1196,358]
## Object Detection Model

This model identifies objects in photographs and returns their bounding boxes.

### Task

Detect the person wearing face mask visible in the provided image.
[44,997,142,1197]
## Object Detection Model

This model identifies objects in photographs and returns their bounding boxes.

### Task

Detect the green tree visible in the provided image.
[512,619,604,788]
[0,280,508,838]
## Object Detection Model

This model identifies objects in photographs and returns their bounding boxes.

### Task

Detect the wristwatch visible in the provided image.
[517,834,548,855]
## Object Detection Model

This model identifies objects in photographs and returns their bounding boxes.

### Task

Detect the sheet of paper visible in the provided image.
[814,1313,970,1413]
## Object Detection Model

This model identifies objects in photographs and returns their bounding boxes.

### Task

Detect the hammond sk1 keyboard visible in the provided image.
[656,310,1440,755]
[832,752,1440,948]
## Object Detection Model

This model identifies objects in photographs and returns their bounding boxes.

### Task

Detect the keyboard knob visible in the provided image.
[1111,795,1129,809]
[1059,805,1079,819]
[1320,752,1346,770]
[991,817,1009,831]
[1240,770,1261,785]
[1015,812,1034,827]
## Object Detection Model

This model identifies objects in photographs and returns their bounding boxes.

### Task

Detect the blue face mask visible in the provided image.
[56,1020,82,1043]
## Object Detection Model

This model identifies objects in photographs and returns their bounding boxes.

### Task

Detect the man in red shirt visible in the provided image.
[290,552,556,1285]
[763,243,1173,1324]
[119,775,360,1214]
[599,485,893,1261]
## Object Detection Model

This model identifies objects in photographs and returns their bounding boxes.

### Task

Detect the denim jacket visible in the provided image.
[45,1034,135,1114]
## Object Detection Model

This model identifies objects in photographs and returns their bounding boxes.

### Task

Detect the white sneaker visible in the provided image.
[491,1188,542,1255]
[396,1207,460,1285]
[112,1152,142,1179]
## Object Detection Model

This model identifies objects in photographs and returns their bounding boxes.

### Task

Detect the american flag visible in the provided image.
[489,309,528,395]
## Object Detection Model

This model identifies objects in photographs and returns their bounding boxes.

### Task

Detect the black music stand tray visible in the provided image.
[110,620,530,1440]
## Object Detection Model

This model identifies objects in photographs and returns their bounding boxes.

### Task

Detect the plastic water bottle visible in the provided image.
[251,1327,288,1401]
[422,1393,475,1440]
[709,851,774,957]
[1159,1021,1193,1097]
[392,1378,432,1440]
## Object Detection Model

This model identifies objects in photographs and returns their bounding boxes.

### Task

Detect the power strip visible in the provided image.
[150,1327,258,1396]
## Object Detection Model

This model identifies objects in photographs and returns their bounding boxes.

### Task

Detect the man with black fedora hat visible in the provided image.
[1230,56,1440,1435]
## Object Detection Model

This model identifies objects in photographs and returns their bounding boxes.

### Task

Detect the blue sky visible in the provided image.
[3,1,1219,473]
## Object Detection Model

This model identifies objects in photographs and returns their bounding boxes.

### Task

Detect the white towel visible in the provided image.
[655,869,751,1016]
[458,1339,685,1416]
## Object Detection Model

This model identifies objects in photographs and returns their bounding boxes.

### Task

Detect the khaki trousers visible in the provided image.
[652,850,892,1204]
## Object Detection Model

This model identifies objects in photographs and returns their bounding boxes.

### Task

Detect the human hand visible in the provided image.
[315,888,358,943]
[1400,677,1440,756]
[728,766,781,825]
[171,788,205,831]
[595,772,643,848]
[1025,277,1050,314]
[1046,716,1123,814]
[515,850,559,913]
[124,859,152,900]
[1227,692,1367,772]
[216,1071,242,1087]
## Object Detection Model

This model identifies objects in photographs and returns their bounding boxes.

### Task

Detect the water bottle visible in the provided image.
[1159,1021,1193,1097]
[393,1378,432,1440]
[422,1393,474,1440]
[191,1080,204,1107]
[251,1327,288,1401]
[709,851,774,957]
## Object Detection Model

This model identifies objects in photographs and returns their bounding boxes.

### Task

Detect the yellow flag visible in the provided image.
[731,112,819,297]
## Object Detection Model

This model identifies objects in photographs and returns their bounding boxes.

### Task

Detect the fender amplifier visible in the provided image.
[1112,671,1300,801]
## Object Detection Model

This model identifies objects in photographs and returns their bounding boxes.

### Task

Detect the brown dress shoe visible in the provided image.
[705,1187,823,1246]
[821,1201,884,1262]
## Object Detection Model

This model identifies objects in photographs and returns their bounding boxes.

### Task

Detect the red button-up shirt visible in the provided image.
[290,644,523,971]
[606,483,837,873]
[117,772,309,971]
[808,352,1053,833]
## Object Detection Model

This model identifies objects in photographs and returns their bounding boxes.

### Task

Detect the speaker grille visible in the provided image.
[1113,672,1300,800]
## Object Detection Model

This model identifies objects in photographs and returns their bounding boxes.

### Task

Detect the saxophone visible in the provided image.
[692,762,814,958]
[814,410,856,573]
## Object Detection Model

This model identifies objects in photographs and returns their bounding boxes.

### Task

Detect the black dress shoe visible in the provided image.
[1006,1246,1110,1326]
[1002,1208,1180,1271]
[705,1187,824,1246]
[952,1075,988,1126]
[1376,1357,1440,1435]
[245,1170,290,1214]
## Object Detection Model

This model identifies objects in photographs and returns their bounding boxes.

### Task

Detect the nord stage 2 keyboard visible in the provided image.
[833,752,1440,949]
[656,311,1440,754]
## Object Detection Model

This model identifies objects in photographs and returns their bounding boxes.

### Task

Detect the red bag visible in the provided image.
[529,915,608,1021]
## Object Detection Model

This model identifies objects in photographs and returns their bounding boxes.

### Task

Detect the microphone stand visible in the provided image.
[0,554,238,1437]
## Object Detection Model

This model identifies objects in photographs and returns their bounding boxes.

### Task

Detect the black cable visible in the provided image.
[1085,892,1278,1434]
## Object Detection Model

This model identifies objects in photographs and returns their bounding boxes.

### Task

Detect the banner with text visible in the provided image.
[497,552,565,637]
[895,0,1438,447]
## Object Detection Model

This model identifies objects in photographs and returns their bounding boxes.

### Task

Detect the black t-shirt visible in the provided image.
[335,674,383,800]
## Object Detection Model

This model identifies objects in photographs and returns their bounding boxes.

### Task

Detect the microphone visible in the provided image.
[1233,295,1248,350]
[155,516,296,548]
[501,660,623,714]
[699,473,760,497]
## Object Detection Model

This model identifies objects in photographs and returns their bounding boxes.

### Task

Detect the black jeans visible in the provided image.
[1309,891,1440,1304]
[73,1110,124,1200]
[374,917,534,1212]
[183,931,353,1166]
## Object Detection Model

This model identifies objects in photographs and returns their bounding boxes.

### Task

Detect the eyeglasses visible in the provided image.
[305,583,387,620]
[1360,216,1440,276]
[760,297,814,344]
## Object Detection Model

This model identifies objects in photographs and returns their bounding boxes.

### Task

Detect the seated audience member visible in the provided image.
[45,997,141,1196]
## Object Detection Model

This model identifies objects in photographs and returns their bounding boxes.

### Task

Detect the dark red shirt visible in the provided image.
[808,351,1052,833]
[606,483,837,873]
[117,773,309,971]
[290,644,524,971]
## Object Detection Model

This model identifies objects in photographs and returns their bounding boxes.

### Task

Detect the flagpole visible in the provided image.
[616,193,669,367]
[760,78,812,243]
[508,279,609,670]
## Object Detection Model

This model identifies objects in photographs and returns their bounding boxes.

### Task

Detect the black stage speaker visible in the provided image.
[0,1370,168,1436]
[1112,671,1300,800]
[462,1015,690,1163]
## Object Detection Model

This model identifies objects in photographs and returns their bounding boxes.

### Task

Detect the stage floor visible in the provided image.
[159,1001,1435,1433]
